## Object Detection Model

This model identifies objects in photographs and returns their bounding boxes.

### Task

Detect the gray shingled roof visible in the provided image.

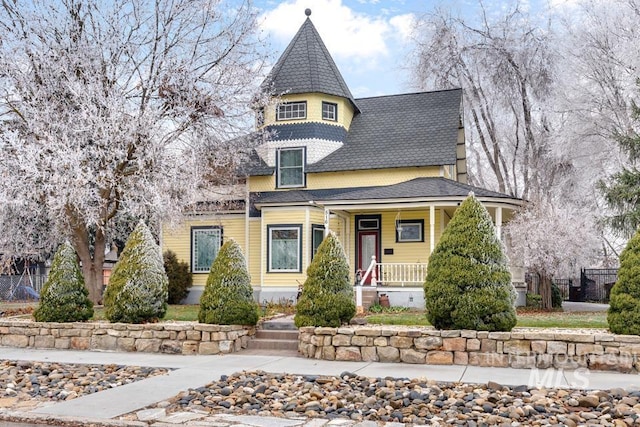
[252,177,516,206]
[307,89,462,173]
[266,122,347,142]
[245,89,463,176]
[261,17,358,111]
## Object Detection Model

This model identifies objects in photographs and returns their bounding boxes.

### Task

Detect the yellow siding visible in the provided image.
[261,93,355,130]
[345,208,443,272]
[248,166,441,192]
[161,215,246,287]
[260,208,310,288]
[248,219,261,287]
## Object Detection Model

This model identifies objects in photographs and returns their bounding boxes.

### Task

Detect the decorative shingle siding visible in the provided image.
[266,123,347,143]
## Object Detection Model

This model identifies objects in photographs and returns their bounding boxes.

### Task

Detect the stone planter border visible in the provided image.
[298,325,640,374]
[0,320,254,355]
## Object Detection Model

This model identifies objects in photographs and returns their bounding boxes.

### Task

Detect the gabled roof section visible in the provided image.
[307,89,462,173]
[261,13,359,111]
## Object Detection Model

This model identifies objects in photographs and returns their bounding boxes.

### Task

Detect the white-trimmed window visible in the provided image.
[268,225,302,272]
[191,226,222,273]
[277,147,305,188]
[277,101,306,120]
[322,102,337,121]
[396,220,424,243]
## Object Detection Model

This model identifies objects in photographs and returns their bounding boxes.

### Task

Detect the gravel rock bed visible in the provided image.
[0,360,170,411]
[150,370,640,426]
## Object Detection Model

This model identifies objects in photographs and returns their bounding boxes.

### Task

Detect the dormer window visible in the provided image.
[277,101,306,120]
[322,102,337,121]
[276,147,305,188]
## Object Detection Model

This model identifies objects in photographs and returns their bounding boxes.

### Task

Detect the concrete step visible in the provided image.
[246,338,298,351]
[255,329,299,340]
[260,319,297,331]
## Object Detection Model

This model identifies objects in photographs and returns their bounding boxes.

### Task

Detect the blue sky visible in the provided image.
[253,0,567,98]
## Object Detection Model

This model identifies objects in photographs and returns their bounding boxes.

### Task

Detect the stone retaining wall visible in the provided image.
[0,320,254,355]
[299,326,640,373]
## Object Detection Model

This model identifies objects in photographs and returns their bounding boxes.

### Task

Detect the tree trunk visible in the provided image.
[68,213,107,304]
[539,273,553,310]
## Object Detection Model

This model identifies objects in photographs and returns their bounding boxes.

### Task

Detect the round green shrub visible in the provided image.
[198,239,258,325]
[33,241,94,322]
[424,193,516,331]
[294,232,355,328]
[103,221,168,323]
[608,229,640,334]
[163,250,193,304]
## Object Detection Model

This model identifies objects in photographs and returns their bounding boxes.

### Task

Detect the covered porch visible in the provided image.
[252,177,523,308]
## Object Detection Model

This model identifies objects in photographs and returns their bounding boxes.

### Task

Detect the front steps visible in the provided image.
[245,317,299,355]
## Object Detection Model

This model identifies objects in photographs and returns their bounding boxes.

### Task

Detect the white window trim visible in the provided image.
[276,147,305,188]
[322,101,337,121]
[396,220,424,243]
[191,227,222,273]
[268,225,302,272]
[277,101,307,121]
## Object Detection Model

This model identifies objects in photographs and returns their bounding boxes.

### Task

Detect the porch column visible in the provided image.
[430,205,435,254]
[324,207,330,237]
[496,206,502,240]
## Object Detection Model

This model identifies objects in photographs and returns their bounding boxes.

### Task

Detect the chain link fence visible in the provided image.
[0,273,45,301]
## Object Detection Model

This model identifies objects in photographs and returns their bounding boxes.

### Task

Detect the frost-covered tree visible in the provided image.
[295,232,355,328]
[0,0,270,303]
[424,194,516,331]
[33,241,94,322]
[104,221,168,324]
[198,239,258,325]
[506,201,600,309]
[409,4,561,201]
[608,228,640,334]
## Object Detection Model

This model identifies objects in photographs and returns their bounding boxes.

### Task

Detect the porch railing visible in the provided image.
[358,256,427,287]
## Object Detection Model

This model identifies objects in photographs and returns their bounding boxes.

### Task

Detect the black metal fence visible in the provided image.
[525,268,618,303]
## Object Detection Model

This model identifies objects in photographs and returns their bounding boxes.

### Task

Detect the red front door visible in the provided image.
[358,230,379,285]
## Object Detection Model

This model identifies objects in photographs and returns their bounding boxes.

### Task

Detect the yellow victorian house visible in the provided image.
[161,11,523,307]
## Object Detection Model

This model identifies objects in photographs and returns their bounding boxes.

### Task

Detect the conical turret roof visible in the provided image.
[261,11,359,111]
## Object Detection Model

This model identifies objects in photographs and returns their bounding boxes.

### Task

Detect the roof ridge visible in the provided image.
[355,87,463,102]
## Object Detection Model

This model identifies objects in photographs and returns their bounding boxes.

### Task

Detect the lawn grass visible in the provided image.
[365,309,609,329]
[2,301,609,329]
[91,304,200,321]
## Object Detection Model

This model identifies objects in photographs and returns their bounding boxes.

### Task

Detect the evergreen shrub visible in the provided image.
[163,250,192,304]
[33,242,93,322]
[198,239,258,325]
[608,229,640,334]
[103,221,168,323]
[551,282,563,309]
[294,232,355,327]
[424,193,517,331]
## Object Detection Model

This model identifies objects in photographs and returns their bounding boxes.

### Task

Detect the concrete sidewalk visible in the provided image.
[2,346,640,424]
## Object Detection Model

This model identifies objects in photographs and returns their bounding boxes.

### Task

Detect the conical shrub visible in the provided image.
[199,239,258,325]
[104,221,168,323]
[33,241,93,322]
[163,250,193,304]
[424,193,516,331]
[608,229,640,334]
[295,232,355,327]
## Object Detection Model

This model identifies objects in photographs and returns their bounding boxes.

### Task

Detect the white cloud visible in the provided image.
[259,0,408,61]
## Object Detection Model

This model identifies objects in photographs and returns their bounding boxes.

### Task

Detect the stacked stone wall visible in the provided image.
[0,320,254,355]
[299,326,640,373]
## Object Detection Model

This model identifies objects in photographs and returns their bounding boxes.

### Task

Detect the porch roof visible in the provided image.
[252,177,521,209]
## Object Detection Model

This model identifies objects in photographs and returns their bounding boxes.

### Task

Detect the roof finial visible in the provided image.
[305,8,311,17]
